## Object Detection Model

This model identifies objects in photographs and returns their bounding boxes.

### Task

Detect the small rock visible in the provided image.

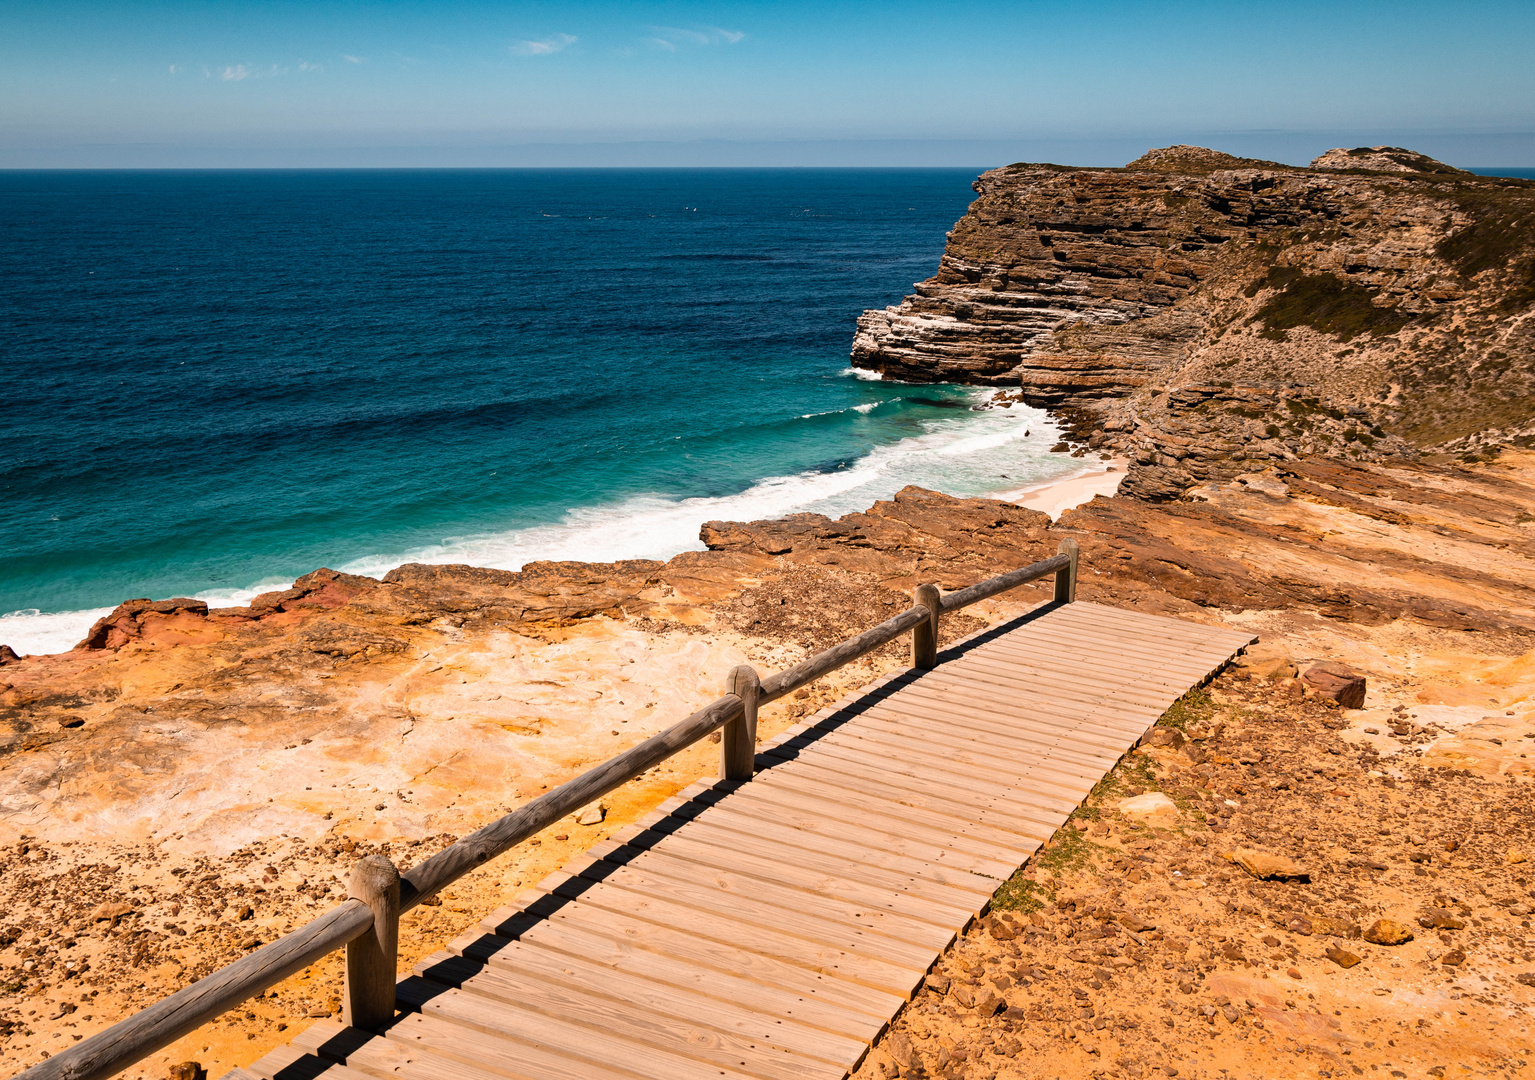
[1515,973,1535,987]
[59,716,85,729]
[89,901,134,924]
[1311,916,1361,939]
[1286,967,1302,979]
[1363,919,1414,946]
[1509,851,1528,865]
[1441,949,1467,967]
[575,803,606,827]
[1325,946,1361,969]
[1302,663,1367,709]
[925,973,951,995]
[1139,727,1186,751]
[1117,792,1180,827]
[1417,908,1466,931]
[1222,848,1309,882]
[236,905,253,921]
[168,1064,205,1080]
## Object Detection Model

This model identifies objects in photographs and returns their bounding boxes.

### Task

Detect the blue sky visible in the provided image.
[3,0,1534,167]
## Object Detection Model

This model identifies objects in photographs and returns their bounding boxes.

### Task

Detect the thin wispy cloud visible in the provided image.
[219,64,250,81]
[342,54,364,64]
[645,25,745,50]
[511,33,577,56]
[168,64,180,75]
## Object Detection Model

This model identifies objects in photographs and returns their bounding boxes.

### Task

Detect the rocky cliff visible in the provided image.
[852,145,1535,497]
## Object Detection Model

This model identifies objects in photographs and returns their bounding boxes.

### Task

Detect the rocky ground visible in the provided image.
[1,450,1532,1078]
[853,669,1535,1080]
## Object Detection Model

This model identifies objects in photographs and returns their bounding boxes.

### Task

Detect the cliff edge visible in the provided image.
[852,145,1535,497]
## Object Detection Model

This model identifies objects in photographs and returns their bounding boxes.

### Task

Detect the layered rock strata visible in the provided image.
[852,145,1535,497]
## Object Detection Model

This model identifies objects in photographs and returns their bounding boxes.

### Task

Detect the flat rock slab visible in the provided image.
[232,601,1255,1080]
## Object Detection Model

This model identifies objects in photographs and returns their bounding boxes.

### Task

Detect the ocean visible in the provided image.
[0,169,1099,656]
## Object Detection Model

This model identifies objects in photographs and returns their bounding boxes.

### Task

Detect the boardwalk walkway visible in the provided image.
[230,600,1254,1080]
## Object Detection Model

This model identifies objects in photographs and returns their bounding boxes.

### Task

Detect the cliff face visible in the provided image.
[852,146,1535,496]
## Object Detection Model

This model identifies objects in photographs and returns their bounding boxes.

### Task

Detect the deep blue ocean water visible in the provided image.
[0,169,1093,655]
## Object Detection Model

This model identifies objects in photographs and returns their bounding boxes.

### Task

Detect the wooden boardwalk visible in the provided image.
[229,601,1254,1080]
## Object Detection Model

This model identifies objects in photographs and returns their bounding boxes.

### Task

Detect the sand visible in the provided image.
[1002,459,1128,520]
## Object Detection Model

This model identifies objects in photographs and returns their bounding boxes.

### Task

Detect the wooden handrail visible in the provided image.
[15,543,1078,1080]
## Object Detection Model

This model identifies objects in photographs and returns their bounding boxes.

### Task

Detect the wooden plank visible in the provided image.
[577,849,957,953]
[880,672,1161,731]
[841,706,1122,770]
[460,906,906,1022]
[386,1009,697,1080]
[399,964,845,1080]
[455,932,883,1046]
[951,656,1223,707]
[246,1043,375,1080]
[975,609,1248,659]
[802,722,1118,796]
[749,754,1060,844]
[534,872,928,997]
[417,950,867,1069]
[637,812,998,907]
[736,767,1044,859]
[397,977,774,1080]
[602,831,971,927]
[855,695,1138,750]
[927,657,1194,714]
[763,737,1090,817]
[746,769,1043,863]
[703,786,1031,877]
[979,628,1241,674]
[294,1017,638,1080]
[818,700,1125,769]
[606,798,1002,904]
[558,860,941,968]
[850,699,1139,760]
[1056,602,1258,646]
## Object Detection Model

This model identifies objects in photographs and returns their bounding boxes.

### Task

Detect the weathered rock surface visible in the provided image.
[852,144,1535,498]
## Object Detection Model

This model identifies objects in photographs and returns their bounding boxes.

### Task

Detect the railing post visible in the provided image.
[1054,537,1079,604]
[721,664,760,780]
[345,855,400,1032]
[912,583,942,669]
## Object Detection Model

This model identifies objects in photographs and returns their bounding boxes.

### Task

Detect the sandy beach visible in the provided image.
[1000,458,1128,519]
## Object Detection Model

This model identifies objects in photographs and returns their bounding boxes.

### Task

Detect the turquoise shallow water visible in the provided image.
[0,169,1097,655]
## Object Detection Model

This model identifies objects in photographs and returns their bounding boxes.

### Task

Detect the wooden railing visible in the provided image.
[16,540,1079,1080]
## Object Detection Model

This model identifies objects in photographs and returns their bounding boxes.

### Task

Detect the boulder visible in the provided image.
[1363,919,1415,946]
[1222,849,1309,882]
[0,644,19,666]
[1302,662,1367,708]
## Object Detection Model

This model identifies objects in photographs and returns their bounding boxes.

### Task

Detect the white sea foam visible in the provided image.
[842,366,883,381]
[0,607,116,658]
[1,392,1085,657]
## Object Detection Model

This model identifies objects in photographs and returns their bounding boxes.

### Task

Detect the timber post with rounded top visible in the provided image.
[345,855,400,1032]
[721,664,761,780]
[912,583,942,669]
[1054,537,1080,604]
